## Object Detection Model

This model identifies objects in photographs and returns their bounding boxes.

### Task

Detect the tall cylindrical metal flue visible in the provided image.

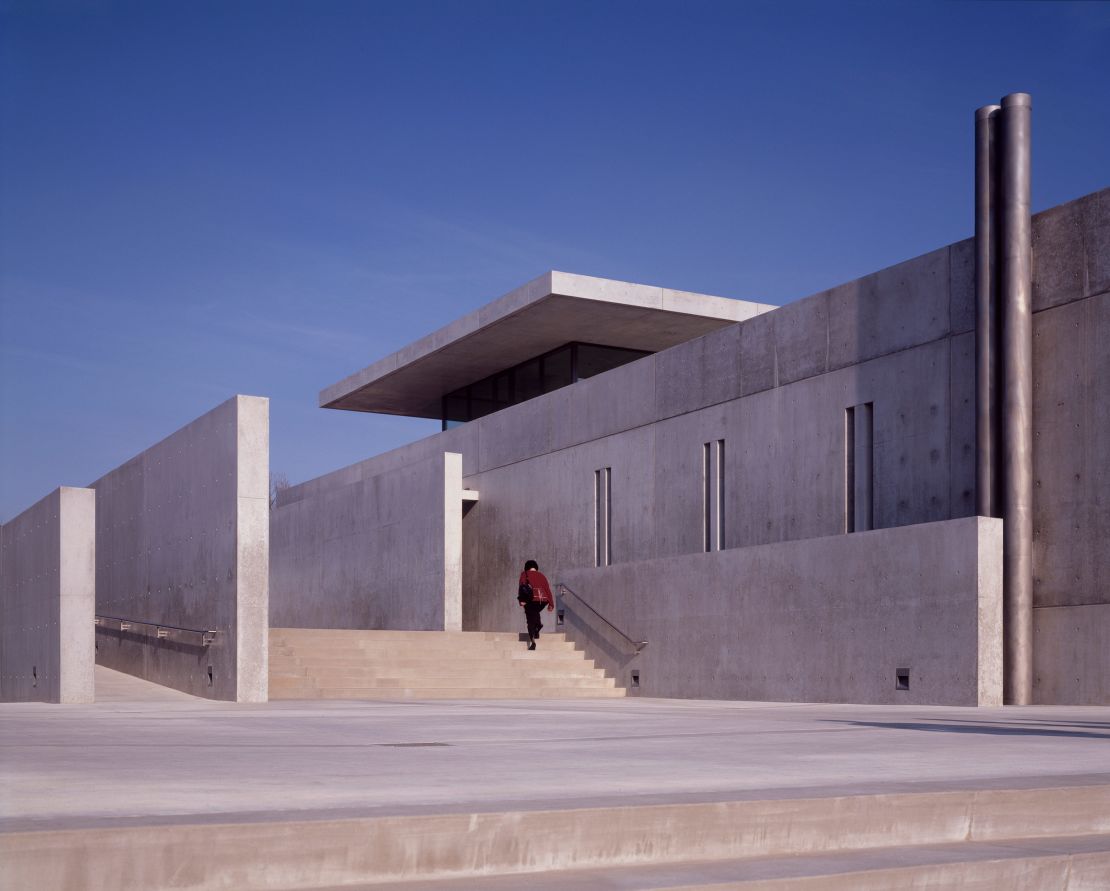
[975,105,1001,519]
[998,92,1034,706]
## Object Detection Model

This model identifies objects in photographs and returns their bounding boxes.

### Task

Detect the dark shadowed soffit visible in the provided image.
[320,271,774,419]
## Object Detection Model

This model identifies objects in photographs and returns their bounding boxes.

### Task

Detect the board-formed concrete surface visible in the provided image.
[0,486,95,703]
[2,672,1109,888]
[270,452,463,632]
[91,394,269,701]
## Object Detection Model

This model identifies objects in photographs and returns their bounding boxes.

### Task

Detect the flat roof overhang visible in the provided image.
[320,271,774,418]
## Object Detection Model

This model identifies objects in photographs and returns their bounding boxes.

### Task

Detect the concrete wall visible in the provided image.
[0,487,95,703]
[462,328,972,635]
[1029,188,1110,704]
[271,452,463,631]
[560,517,1002,705]
[92,396,269,701]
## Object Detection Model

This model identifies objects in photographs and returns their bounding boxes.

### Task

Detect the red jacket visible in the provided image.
[520,569,554,605]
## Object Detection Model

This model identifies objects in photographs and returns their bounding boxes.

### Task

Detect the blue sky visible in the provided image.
[1,0,1108,520]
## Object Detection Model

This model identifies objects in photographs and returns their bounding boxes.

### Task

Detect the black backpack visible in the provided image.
[517,573,534,604]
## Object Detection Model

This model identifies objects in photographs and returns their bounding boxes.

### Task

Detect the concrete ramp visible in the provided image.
[269,628,625,699]
[94,665,202,703]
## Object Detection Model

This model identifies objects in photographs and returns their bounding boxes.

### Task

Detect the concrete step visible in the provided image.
[270,677,616,694]
[268,660,607,678]
[270,646,583,661]
[270,634,575,652]
[269,685,628,700]
[265,687,630,701]
[269,676,616,692]
[268,670,618,688]
[270,640,582,656]
[6,783,1108,889]
[268,627,619,702]
[271,628,563,642]
[388,834,1110,890]
[266,648,590,661]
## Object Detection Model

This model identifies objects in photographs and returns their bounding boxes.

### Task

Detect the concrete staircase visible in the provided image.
[268,628,625,700]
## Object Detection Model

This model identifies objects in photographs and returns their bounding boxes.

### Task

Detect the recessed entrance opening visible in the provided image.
[896,668,910,691]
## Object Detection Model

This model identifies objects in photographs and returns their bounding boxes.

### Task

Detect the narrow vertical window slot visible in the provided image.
[702,442,712,553]
[846,402,875,533]
[855,402,874,533]
[845,406,856,533]
[603,466,612,566]
[594,469,602,567]
[595,467,612,566]
[716,439,726,550]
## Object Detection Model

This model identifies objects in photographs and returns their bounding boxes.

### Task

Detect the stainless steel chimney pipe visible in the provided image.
[998,92,1034,705]
[975,104,1001,520]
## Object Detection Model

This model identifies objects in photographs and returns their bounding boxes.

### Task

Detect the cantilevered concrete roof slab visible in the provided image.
[321,271,774,418]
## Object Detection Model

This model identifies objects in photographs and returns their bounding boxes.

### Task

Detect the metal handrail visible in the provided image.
[555,582,647,654]
[95,614,218,647]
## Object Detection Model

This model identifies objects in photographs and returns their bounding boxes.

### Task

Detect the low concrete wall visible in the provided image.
[560,517,1002,706]
[1,487,95,703]
[91,396,269,701]
[1034,605,1110,705]
[270,452,463,630]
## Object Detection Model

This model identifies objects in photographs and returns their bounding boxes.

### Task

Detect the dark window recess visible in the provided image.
[443,392,469,427]
[441,342,650,430]
[577,344,648,379]
[543,346,574,393]
[631,670,640,688]
[896,668,910,691]
[468,377,503,421]
[515,358,543,402]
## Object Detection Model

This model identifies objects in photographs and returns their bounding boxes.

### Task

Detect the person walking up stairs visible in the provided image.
[517,559,554,650]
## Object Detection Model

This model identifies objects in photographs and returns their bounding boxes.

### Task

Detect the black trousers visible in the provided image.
[523,601,547,639]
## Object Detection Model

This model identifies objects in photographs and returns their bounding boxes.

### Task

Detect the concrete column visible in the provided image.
[975,104,1001,519]
[235,395,270,703]
[443,452,463,632]
[1,487,95,703]
[998,92,1034,705]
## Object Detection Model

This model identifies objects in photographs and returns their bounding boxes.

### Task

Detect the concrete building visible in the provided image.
[272,101,1108,707]
[2,95,1103,711]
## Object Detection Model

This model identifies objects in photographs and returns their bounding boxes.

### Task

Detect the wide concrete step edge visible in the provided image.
[268,662,600,677]
[269,648,586,662]
[268,683,621,696]
[4,786,1108,891]
[270,629,570,643]
[389,835,1110,891]
[267,686,628,700]
[270,642,581,656]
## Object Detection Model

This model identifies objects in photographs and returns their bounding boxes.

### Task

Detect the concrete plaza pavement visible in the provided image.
[2,666,1109,833]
